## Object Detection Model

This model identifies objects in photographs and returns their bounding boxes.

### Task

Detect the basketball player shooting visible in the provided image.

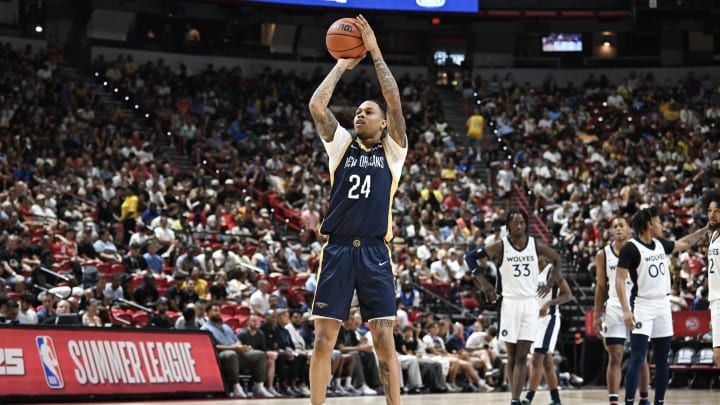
[308,14,407,405]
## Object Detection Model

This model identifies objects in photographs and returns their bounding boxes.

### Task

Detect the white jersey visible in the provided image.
[604,244,631,307]
[628,238,671,304]
[708,231,720,302]
[537,263,560,317]
[499,236,540,298]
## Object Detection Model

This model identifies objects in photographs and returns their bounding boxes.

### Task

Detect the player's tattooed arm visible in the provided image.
[308,65,344,142]
[673,224,710,253]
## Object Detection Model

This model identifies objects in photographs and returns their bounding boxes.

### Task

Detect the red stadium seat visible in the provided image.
[235,305,251,317]
[221,303,236,316]
[97,262,112,276]
[132,311,150,327]
[462,297,480,309]
[111,263,126,274]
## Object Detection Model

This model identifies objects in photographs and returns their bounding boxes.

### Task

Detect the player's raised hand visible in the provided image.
[355,14,379,55]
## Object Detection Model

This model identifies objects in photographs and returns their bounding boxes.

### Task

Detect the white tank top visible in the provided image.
[499,236,540,298]
[537,263,560,317]
[604,244,631,307]
[628,238,670,303]
[708,231,720,302]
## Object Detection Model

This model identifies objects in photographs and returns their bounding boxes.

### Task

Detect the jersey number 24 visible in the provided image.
[348,174,371,199]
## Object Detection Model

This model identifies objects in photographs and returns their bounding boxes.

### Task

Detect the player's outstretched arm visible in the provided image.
[673,224,710,253]
[308,57,364,142]
[355,14,406,148]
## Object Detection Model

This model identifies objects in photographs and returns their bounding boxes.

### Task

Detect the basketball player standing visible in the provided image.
[593,217,650,405]
[308,15,406,405]
[616,207,707,405]
[702,190,720,366]
[465,209,563,405]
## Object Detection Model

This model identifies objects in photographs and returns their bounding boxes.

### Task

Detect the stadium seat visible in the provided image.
[132,311,150,327]
[221,303,236,316]
[235,305,251,317]
[111,263,126,274]
[462,297,480,309]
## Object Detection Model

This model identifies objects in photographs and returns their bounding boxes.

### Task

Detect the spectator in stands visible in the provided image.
[691,287,709,311]
[249,279,271,315]
[398,323,449,393]
[175,304,200,330]
[2,298,19,325]
[391,319,424,394]
[104,273,124,304]
[82,298,103,327]
[153,216,177,254]
[237,313,281,397]
[202,303,273,398]
[17,291,38,325]
[272,279,290,309]
[143,241,164,274]
[0,235,26,291]
[123,242,148,274]
[176,245,203,275]
[149,296,173,328]
[336,311,381,396]
[210,242,242,273]
[275,309,311,396]
[165,273,195,312]
[133,273,159,306]
[94,228,122,263]
[43,299,72,325]
[209,271,229,302]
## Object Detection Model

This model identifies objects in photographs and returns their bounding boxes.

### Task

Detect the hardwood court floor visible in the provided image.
[70,388,720,405]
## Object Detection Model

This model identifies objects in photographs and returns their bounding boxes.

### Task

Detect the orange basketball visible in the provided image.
[325,18,366,59]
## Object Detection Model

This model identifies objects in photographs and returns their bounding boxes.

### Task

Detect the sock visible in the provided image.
[525,390,535,402]
[652,336,672,404]
[511,400,521,405]
[609,394,619,405]
[639,391,649,405]
[550,388,560,403]
[344,376,353,388]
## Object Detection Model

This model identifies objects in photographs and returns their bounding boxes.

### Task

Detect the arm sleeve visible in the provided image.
[617,243,640,271]
[658,237,675,254]
[465,248,487,274]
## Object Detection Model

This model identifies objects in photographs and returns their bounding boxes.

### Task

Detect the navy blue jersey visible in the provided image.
[320,126,406,241]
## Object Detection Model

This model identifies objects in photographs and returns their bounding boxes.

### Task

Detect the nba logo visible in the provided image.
[36,336,64,389]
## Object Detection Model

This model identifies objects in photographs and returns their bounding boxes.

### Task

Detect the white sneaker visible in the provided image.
[296,385,311,397]
[333,384,350,396]
[232,383,247,398]
[360,384,377,395]
[268,385,282,397]
[253,384,274,398]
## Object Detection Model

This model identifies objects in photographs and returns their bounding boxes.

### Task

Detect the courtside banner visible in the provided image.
[0,326,225,399]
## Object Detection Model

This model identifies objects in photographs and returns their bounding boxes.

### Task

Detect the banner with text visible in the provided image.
[0,326,225,399]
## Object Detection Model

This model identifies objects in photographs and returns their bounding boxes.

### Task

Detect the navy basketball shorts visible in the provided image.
[312,236,396,322]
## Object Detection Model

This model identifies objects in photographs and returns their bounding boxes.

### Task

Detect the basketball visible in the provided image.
[325,18,366,59]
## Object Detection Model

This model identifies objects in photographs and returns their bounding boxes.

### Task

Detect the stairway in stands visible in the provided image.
[58,64,196,177]
[434,85,493,194]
